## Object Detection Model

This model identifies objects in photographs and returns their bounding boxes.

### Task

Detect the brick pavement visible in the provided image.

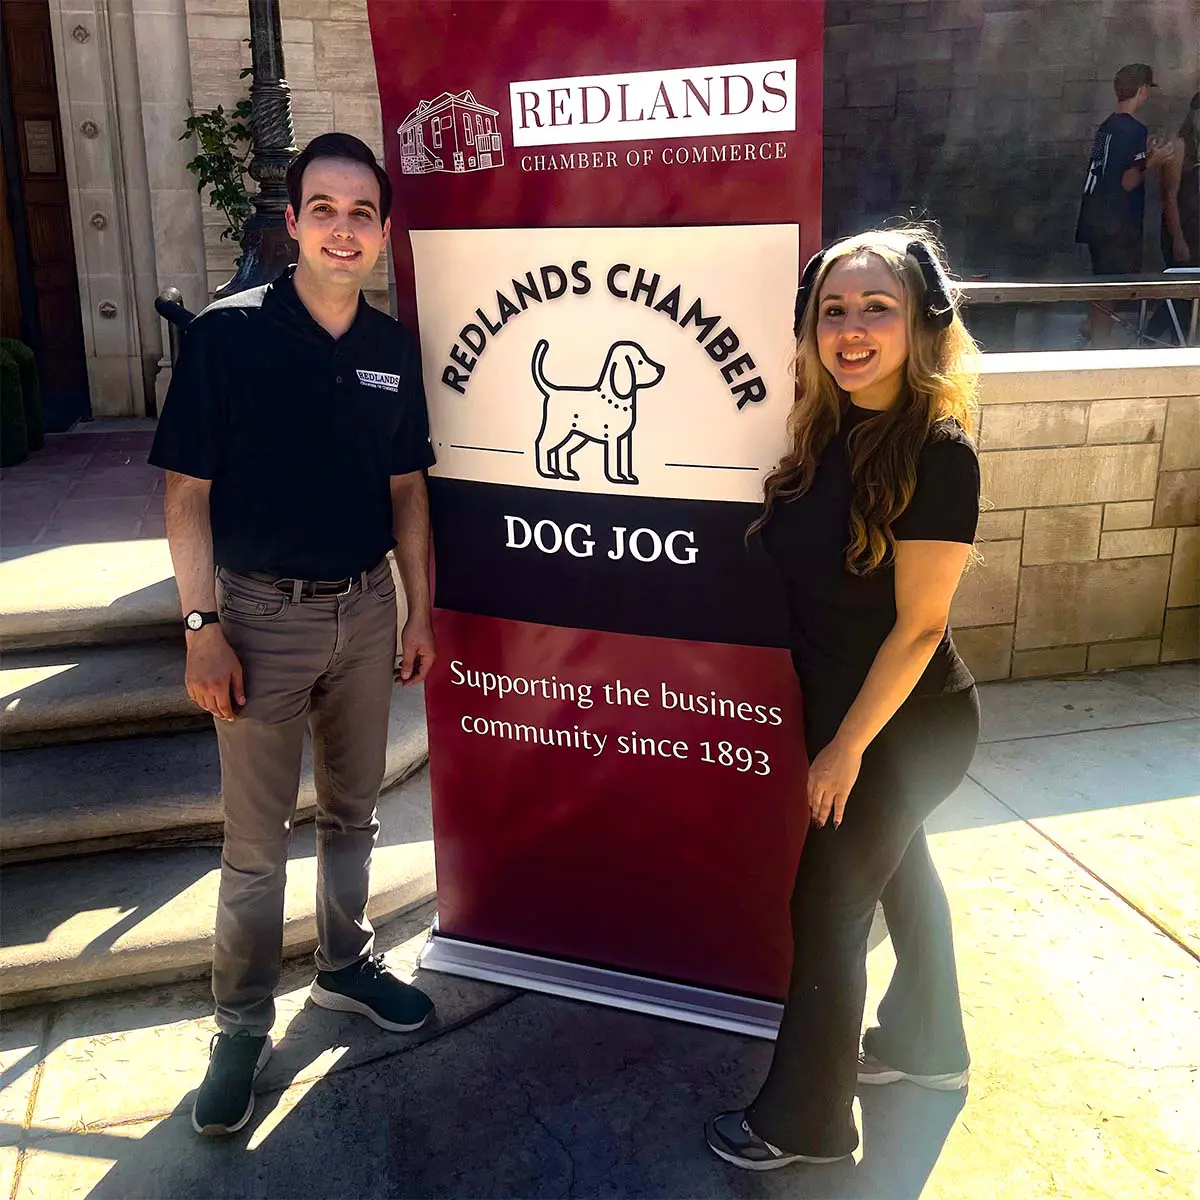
[0,427,162,550]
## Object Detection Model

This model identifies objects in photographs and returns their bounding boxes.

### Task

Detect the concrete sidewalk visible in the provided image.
[2,665,1198,1199]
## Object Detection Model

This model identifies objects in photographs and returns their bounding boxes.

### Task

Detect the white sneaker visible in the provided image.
[857,1052,969,1091]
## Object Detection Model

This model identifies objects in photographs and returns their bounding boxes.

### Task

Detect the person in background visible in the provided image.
[1161,92,1200,269]
[1075,63,1176,345]
[705,230,982,1170]
[150,132,437,1137]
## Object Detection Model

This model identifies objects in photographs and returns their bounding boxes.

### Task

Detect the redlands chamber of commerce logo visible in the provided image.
[397,59,797,177]
[398,90,505,175]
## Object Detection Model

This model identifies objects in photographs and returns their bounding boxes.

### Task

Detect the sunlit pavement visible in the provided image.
[0,665,1195,1198]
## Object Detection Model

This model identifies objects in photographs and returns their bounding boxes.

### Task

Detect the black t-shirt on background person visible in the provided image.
[759,403,980,744]
[1075,112,1149,260]
[149,268,435,580]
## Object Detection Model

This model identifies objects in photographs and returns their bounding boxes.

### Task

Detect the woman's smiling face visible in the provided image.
[815,253,910,410]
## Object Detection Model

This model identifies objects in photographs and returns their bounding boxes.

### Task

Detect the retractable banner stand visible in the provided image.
[367,0,823,1035]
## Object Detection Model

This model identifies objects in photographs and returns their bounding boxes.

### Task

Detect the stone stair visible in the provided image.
[1,640,205,749]
[0,540,435,1008]
[1,687,428,863]
[1,769,435,1008]
[0,540,180,651]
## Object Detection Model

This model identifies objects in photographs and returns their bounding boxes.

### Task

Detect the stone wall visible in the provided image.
[822,0,1198,279]
[183,0,390,310]
[951,350,1200,679]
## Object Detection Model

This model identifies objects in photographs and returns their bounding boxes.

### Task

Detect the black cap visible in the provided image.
[1114,63,1157,100]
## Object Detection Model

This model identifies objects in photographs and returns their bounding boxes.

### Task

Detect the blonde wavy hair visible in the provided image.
[749,227,980,574]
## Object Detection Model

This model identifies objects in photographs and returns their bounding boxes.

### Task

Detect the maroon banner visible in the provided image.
[429,613,809,997]
[368,0,824,1002]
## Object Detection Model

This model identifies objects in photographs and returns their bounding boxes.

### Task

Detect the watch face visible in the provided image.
[186,612,203,630]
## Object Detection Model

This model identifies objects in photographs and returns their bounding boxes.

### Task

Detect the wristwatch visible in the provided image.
[184,609,220,632]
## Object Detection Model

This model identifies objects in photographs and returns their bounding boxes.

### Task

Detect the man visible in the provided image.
[150,132,437,1136]
[1075,63,1175,344]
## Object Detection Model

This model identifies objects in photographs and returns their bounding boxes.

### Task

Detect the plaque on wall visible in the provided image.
[24,120,57,174]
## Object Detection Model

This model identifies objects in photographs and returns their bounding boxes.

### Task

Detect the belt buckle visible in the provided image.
[336,576,354,596]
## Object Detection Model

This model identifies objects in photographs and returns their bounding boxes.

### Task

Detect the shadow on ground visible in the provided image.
[76,992,963,1200]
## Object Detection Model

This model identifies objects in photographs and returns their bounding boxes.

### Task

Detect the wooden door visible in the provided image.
[0,143,21,337]
[2,0,90,427]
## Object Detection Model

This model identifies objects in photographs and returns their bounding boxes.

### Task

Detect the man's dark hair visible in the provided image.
[1113,63,1156,102]
[285,132,392,224]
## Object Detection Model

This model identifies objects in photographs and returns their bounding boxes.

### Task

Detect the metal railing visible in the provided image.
[957,273,1200,346]
[156,287,196,370]
[154,274,1200,373]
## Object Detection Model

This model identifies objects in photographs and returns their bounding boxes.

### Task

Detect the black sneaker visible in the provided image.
[310,953,434,1032]
[191,1031,272,1136]
[704,1110,851,1171]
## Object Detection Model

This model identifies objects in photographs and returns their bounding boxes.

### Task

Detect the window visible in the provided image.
[463,114,474,146]
[431,119,442,150]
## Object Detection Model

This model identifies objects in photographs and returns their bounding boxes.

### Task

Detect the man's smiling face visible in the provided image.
[285,157,391,291]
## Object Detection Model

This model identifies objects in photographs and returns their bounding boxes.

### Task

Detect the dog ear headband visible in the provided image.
[793,240,955,336]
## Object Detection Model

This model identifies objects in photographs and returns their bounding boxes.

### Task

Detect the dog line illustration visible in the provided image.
[532,339,666,485]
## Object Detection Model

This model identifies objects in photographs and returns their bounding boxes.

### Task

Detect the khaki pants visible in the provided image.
[211,559,398,1035]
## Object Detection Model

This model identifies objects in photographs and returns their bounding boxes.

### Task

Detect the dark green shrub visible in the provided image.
[0,339,43,451]
[0,347,29,468]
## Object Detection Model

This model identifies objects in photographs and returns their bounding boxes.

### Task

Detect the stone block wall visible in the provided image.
[951,351,1200,680]
[183,0,390,309]
[822,0,1198,279]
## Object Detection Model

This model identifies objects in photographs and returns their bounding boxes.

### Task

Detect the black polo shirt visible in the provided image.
[149,268,435,579]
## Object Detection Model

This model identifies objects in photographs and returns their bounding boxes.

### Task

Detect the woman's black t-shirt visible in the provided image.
[759,402,980,740]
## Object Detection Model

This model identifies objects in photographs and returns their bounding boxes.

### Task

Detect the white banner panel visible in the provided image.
[508,59,798,147]
[411,223,800,504]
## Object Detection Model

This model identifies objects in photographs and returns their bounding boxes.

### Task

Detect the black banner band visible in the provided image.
[428,477,789,647]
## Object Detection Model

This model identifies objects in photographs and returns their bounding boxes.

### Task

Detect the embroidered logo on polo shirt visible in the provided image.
[357,369,401,392]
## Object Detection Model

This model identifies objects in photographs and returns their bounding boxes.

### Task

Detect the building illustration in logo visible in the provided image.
[532,339,665,486]
[398,90,504,175]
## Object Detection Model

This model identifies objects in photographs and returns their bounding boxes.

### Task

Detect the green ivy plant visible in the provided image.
[181,70,254,246]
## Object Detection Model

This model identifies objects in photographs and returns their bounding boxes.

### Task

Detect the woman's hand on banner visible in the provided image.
[397,617,437,686]
[806,737,862,828]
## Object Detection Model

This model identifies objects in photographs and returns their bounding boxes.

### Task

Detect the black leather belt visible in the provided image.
[275,577,356,599]
[240,570,360,599]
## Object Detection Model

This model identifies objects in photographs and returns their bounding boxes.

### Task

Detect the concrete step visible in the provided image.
[0,684,429,863]
[0,764,436,1008]
[0,540,179,651]
[0,640,205,749]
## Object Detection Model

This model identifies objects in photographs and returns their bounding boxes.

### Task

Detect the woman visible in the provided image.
[1161,92,1199,269]
[706,229,982,1170]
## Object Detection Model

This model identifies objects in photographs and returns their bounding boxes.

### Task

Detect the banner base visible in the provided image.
[416,923,783,1040]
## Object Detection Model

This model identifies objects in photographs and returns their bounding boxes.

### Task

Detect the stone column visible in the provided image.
[107,0,163,411]
[130,0,207,405]
[47,0,148,415]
